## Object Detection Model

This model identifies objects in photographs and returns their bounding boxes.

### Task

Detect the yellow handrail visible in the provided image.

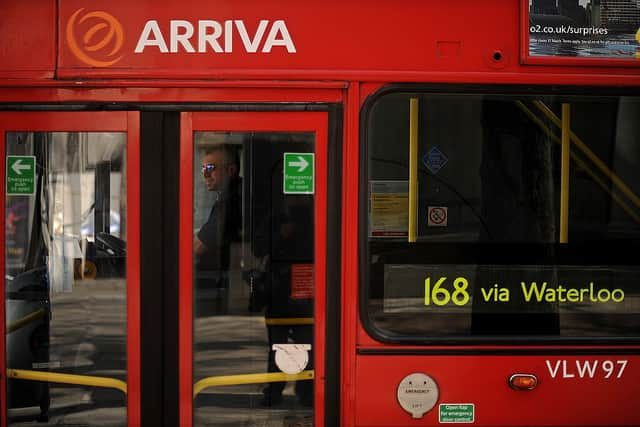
[533,100,640,210]
[6,369,127,394]
[265,317,314,326]
[515,102,640,224]
[560,103,570,243]
[6,308,46,334]
[408,97,419,242]
[193,370,314,398]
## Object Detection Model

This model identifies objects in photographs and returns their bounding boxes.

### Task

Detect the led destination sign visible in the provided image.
[383,264,639,314]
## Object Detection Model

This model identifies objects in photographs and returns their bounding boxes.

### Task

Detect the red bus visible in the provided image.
[1,0,639,426]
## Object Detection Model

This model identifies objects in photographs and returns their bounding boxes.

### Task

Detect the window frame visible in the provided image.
[359,84,640,345]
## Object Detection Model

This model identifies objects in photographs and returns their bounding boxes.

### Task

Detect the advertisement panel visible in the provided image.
[524,0,640,64]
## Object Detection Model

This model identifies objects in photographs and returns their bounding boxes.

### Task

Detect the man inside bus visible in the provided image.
[194,144,242,315]
[252,193,314,408]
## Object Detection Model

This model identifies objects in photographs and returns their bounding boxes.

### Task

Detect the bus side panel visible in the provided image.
[0,0,55,78]
[354,354,640,426]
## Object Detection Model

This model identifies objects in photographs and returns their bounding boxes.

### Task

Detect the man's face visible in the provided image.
[201,151,226,192]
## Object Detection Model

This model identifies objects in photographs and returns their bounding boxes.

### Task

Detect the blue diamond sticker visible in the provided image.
[422,147,448,174]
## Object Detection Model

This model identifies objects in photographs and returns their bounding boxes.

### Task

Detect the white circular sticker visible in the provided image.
[397,372,439,419]
[272,344,312,374]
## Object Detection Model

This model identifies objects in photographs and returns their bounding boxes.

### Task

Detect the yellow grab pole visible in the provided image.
[533,100,640,210]
[265,317,314,326]
[560,103,571,243]
[408,97,419,243]
[193,370,314,397]
[515,102,640,224]
[6,308,46,334]
[7,369,127,394]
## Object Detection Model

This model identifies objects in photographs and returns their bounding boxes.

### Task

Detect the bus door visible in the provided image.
[180,111,328,427]
[0,112,140,426]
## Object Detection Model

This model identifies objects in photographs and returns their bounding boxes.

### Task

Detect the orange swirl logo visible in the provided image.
[66,8,124,67]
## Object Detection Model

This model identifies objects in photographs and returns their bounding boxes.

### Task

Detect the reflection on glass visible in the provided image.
[5,132,127,426]
[193,132,315,426]
[366,94,640,338]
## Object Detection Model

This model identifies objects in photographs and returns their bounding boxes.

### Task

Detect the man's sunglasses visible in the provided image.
[201,163,216,177]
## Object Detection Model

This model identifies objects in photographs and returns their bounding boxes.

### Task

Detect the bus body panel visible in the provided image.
[355,354,640,426]
[0,0,638,81]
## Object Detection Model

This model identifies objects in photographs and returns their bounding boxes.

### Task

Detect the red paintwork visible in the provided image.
[355,354,640,426]
[0,0,638,82]
[0,0,55,78]
[0,112,140,427]
[0,1,639,426]
[178,112,193,427]
[0,112,6,426]
[126,112,141,427]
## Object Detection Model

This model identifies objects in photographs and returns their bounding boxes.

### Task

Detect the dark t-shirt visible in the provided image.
[196,178,242,281]
[253,201,314,318]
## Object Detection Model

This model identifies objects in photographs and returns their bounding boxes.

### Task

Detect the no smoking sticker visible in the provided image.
[427,206,448,227]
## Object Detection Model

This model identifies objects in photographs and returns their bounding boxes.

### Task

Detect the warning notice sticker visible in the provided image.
[427,206,448,227]
[291,263,314,300]
[439,403,474,423]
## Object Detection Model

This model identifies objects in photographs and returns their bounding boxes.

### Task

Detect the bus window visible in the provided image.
[5,131,127,424]
[364,91,640,340]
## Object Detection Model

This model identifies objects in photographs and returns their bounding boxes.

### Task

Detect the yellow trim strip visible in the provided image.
[6,308,46,334]
[515,102,640,224]
[408,97,419,243]
[264,318,314,326]
[6,369,127,394]
[193,370,314,398]
[533,100,640,210]
[560,103,571,243]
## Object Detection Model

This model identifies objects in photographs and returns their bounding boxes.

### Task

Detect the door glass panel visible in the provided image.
[193,132,315,426]
[5,132,127,426]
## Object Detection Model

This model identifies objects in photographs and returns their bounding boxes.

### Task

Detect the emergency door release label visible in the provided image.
[7,156,36,195]
[439,403,474,423]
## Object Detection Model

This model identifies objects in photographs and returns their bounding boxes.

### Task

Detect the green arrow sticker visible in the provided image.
[7,156,36,195]
[283,152,314,194]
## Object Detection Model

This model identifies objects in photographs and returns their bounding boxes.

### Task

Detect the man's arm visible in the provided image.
[194,236,208,256]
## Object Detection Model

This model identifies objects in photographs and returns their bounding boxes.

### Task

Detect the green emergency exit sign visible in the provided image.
[439,404,474,423]
[6,156,36,195]
[283,152,314,194]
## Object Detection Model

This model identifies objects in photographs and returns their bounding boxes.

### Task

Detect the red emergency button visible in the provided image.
[508,374,538,391]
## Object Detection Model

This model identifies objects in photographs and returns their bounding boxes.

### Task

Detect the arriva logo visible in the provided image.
[66,8,124,67]
[134,20,296,54]
[66,10,297,67]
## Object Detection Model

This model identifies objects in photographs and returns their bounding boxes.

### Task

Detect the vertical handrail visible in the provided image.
[560,103,571,243]
[408,97,419,242]
[533,100,640,210]
[514,101,640,224]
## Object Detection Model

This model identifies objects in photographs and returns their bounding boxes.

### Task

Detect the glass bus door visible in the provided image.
[0,112,140,427]
[180,111,328,427]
